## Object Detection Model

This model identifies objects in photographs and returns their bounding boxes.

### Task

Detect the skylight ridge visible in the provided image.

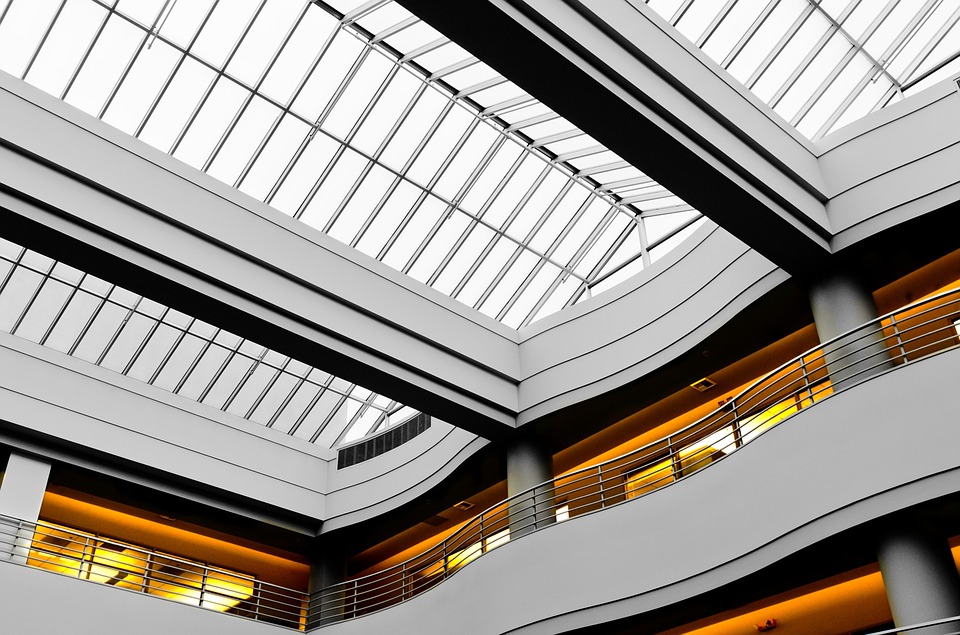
[644,0,960,140]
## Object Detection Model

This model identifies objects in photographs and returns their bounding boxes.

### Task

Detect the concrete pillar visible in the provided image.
[307,545,347,628]
[506,436,555,538]
[0,452,52,564]
[807,270,892,386]
[877,524,960,634]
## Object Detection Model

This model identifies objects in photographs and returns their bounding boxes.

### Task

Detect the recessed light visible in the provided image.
[690,377,717,392]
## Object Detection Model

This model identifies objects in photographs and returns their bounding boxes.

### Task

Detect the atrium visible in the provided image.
[1,0,960,633]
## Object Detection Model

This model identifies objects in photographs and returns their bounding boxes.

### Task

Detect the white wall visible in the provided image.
[0,331,328,524]
[320,346,960,634]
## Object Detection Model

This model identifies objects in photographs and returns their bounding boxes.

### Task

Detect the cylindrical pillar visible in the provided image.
[877,524,960,634]
[506,436,555,538]
[307,544,347,628]
[0,451,52,564]
[807,270,892,386]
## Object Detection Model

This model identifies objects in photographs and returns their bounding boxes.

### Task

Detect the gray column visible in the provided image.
[307,546,347,628]
[0,452,52,564]
[877,524,960,634]
[506,436,556,538]
[807,270,892,386]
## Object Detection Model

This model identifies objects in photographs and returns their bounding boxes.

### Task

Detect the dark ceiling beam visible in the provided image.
[398,0,834,276]
[0,76,520,440]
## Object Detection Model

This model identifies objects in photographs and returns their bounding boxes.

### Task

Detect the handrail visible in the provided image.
[312,286,960,625]
[3,286,959,630]
[867,615,960,634]
[0,515,309,630]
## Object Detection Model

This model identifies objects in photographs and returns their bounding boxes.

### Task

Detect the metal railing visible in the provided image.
[2,287,959,629]
[312,286,960,624]
[868,615,960,634]
[0,515,309,630]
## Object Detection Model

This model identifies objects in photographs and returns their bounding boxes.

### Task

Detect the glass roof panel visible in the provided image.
[0,0,707,449]
[643,0,960,140]
[0,236,425,451]
[5,0,702,326]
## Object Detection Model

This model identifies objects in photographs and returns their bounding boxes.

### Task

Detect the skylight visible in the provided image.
[644,0,960,140]
[0,0,703,332]
[0,236,421,449]
[0,0,709,453]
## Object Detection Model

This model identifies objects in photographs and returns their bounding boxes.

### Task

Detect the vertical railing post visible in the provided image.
[441,539,448,579]
[199,565,208,609]
[252,580,262,621]
[142,551,153,594]
[352,580,358,618]
[799,356,812,404]
[891,314,908,363]
[732,414,743,449]
[479,513,485,551]
[668,437,679,481]
[80,534,91,579]
[729,396,743,450]
[597,465,606,509]
[10,518,44,566]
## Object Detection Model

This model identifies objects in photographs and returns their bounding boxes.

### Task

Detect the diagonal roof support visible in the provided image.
[399,0,835,275]
[0,74,520,440]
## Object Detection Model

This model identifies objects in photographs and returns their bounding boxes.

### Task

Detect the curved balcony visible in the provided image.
[3,285,960,631]
[0,515,308,630]
[311,285,960,626]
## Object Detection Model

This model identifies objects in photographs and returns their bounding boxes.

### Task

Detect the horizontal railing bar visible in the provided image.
[313,287,960,623]
[0,518,307,628]
[867,615,960,634]
[10,290,960,628]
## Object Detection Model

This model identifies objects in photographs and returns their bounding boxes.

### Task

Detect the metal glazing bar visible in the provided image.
[0,0,14,29]
[220,347,269,412]
[337,391,380,444]
[38,271,88,347]
[93,295,145,366]
[669,0,697,27]
[399,35,448,63]
[696,0,739,48]
[195,334,247,405]
[429,56,479,81]
[167,0,268,155]
[371,14,419,44]
[231,2,315,188]
[20,0,68,81]
[812,0,941,138]
[260,362,306,425]
[8,257,57,336]
[768,0,863,110]
[60,0,119,101]
[429,149,544,288]
[309,388,353,444]
[583,220,636,288]
[744,2,819,90]
[561,205,620,308]
[517,192,596,326]
[66,282,116,357]
[282,372,336,434]
[793,0,923,131]
[721,0,782,69]
[898,8,960,90]
[145,0,176,49]
[341,0,390,27]
[805,0,904,90]
[636,215,652,267]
